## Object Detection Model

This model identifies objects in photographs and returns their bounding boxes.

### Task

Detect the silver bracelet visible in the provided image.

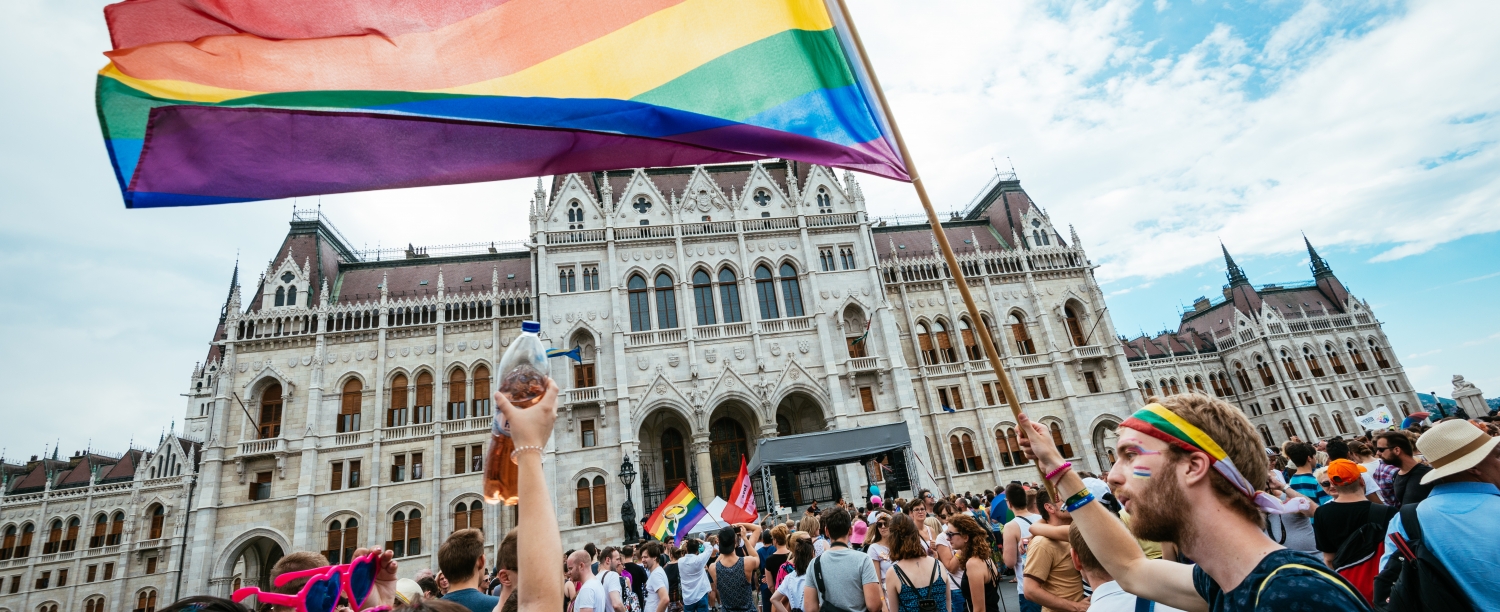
[511,445,545,462]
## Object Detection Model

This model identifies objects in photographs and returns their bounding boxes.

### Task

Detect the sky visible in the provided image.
[1,0,1497,459]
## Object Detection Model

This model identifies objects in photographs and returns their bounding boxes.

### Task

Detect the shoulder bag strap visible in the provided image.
[1134,598,1155,612]
[893,563,916,589]
[1254,563,1360,607]
[1400,503,1422,546]
[813,557,829,599]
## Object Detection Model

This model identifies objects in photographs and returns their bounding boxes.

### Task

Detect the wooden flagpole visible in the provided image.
[831,0,1054,493]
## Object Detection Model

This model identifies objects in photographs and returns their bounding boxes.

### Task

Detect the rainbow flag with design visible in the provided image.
[95,0,908,208]
[644,482,708,546]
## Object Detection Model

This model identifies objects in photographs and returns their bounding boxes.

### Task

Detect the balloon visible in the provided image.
[869,484,881,496]
[870,495,883,506]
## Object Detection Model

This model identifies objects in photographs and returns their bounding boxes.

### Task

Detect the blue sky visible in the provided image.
[0,0,1497,456]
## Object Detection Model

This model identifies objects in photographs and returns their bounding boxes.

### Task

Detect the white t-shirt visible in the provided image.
[600,570,625,600]
[865,542,891,579]
[1007,513,1041,595]
[775,570,807,611]
[574,577,610,612]
[934,532,963,590]
[1086,580,1187,612]
[643,566,669,612]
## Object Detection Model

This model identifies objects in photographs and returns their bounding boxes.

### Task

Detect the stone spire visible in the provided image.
[1070,224,1081,247]
[380,272,389,303]
[437,268,446,298]
[1222,243,1250,287]
[1305,234,1334,279]
[492,265,499,291]
[219,260,240,324]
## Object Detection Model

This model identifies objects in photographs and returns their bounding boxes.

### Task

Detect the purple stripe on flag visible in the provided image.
[127,106,907,207]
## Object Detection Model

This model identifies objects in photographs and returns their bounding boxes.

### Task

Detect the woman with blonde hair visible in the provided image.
[798,515,826,556]
[945,515,999,612]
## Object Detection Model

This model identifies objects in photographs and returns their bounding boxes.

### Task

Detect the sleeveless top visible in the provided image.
[893,560,948,612]
[715,556,754,612]
[959,560,1000,612]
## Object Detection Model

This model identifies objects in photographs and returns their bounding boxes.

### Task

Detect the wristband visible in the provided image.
[1044,461,1073,481]
[1063,490,1095,513]
[511,445,545,462]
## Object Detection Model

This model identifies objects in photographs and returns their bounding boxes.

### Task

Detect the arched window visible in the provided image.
[1234,363,1253,393]
[85,597,106,612]
[1303,346,1326,377]
[1333,412,1348,435]
[1347,340,1369,372]
[1064,306,1087,346]
[1280,349,1302,380]
[388,374,409,427]
[324,518,358,564]
[1326,344,1347,374]
[137,590,158,612]
[754,189,771,207]
[61,517,79,552]
[44,520,62,554]
[1258,425,1275,447]
[1009,313,1035,355]
[994,429,1015,467]
[692,269,716,325]
[949,434,982,474]
[108,512,123,546]
[15,523,34,558]
[816,187,832,213]
[1254,355,1275,386]
[661,428,688,491]
[259,383,283,439]
[388,509,421,558]
[1168,378,1180,395]
[933,321,956,363]
[628,274,651,331]
[0,525,15,559]
[779,264,804,317]
[1005,429,1028,465]
[916,322,937,365]
[447,368,468,420]
[717,269,743,323]
[147,505,164,539]
[1143,380,1155,396]
[1369,338,1391,368]
[1280,421,1297,441]
[575,479,595,526]
[755,266,779,319]
[275,286,285,307]
[1310,415,1325,438]
[472,365,491,416]
[338,378,362,433]
[286,285,297,306]
[1050,422,1074,458]
[90,514,107,548]
[414,372,434,424]
[958,318,980,360]
[567,200,584,229]
[655,273,679,329]
[453,501,483,534]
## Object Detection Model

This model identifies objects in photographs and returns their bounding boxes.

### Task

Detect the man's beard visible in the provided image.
[1381,454,1400,467]
[1128,466,1194,544]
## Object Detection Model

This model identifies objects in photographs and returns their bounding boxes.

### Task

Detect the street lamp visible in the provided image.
[619,455,639,544]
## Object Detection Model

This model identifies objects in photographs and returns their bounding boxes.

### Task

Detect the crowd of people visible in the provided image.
[143,381,1495,612]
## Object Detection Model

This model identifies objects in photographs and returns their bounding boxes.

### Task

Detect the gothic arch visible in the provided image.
[384,502,427,519]
[773,389,828,432]
[319,509,364,527]
[635,399,698,434]
[333,371,369,391]
[244,371,291,399]
[215,527,291,579]
[446,490,487,509]
[569,467,613,484]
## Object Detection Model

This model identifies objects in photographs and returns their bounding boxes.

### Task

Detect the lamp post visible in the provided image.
[619,455,639,544]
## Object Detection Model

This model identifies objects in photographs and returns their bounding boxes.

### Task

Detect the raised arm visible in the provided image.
[1017,413,1207,612]
[498,380,564,612]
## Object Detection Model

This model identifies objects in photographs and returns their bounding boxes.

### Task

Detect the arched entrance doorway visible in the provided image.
[637,405,694,512]
[217,532,287,599]
[770,393,841,512]
[1092,420,1121,472]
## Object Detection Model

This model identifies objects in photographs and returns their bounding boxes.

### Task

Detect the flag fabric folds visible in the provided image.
[643,482,708,546]
[720,457,759,525]
[97,0,909,208]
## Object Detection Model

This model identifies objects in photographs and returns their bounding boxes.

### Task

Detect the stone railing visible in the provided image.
[383,423,435,441]
[681,221,738,237]
[626,328,686,347]
[566,386,604,404]
[444,416,491,434]
[694,322,751,340]
[926,363,965,376]
[331,430,373,447]
[759,316,812,333]
[743,217,800,232]
[847,356,880,372]
[807,212,858,227]
[1073,345,1104,358]
[615,225,677,241]
[238,437,287,456]
[545,229,606,245]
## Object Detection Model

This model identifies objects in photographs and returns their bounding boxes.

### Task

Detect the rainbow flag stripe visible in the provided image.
[644,482,708,546]
[96,0,907,208]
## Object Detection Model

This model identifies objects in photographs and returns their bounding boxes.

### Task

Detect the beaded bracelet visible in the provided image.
[1044,461,1073,481]
[511,445,545,462]
[1064,490,1096,513]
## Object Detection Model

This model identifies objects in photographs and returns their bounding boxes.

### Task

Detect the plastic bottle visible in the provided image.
[483,320,550,505]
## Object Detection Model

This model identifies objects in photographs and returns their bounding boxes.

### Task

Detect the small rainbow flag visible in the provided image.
[644,482,708,546]
[95,0,907,208]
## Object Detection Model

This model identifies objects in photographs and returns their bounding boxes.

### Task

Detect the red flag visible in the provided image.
[720,457,758,524]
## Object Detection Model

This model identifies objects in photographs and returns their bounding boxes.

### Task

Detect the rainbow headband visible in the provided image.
[1121,404,1307,515]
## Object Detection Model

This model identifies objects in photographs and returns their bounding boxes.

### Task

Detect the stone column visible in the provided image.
[692,436,715,500]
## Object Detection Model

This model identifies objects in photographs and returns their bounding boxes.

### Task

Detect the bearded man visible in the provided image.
[1018,394,1371,612]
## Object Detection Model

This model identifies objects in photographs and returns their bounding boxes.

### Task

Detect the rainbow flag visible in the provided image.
[96,0,908,208]
[644,482,708,546]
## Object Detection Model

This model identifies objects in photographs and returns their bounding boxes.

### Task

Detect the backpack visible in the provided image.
[1386,504,1474,612]
[968,510,992,534]
[892,560,946,612]
[604,571,644,612]
[1329,503,1395,603]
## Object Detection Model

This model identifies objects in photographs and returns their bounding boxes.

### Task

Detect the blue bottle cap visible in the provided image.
[521,321,541,333]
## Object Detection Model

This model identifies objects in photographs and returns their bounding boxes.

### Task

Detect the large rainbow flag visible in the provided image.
[96,0,908,208]
[643,482,708,546]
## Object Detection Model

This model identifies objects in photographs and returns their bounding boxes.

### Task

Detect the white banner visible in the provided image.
[1355,406,1396,431]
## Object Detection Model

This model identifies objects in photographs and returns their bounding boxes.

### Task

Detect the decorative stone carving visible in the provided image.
[444,343,454,353]
[552,313,563,323]
[566,312,575,323]
[637,355,651,370]
[797,340,810,354]
[588,311,597,320]
[734,347,746,360]
[668,354,680,367]
[599,311,609,320]
[458,341,468,351]
[304,356,314,365]
[401,347,411,357]
[484,339,494,348]
[820,290,830,299]
[288,358,298,367]
[355,352,364,361]
[341,353,351,363]
[790,368,801,380]
[705,348,717,363]
[427,345,437,355]
[238,362,249,373]
[369,350,378,360]
[769,342,782,356]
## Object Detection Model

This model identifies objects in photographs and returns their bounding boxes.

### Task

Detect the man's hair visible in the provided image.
[1005,483,1027,510]
[269,551,329,596]
[1380,431,1415,456]
[1036,487,1055,523]
[497,528,519,572]
[770,524,790,546]
[416,576,441,597]
[1066,524,1102,575]
[886,513,926,560]
[1151,394,1269,524]
[159,597,251,612]
[797,515,819,536]
[622,545,635,560]
[398,597,470,612]
[1326,437,1351,461]
[717,527,737,555]
[760,529,772,545]
[642,541,663,560]
[438,528,486,583]
[684,539,701,555]
[584,543,598,559]
[1285,442,1316,467]
[820,506,853,540]
[599,546,620,570]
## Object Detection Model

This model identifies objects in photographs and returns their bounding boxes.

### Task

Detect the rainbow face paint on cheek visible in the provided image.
[1132,468,1152,479]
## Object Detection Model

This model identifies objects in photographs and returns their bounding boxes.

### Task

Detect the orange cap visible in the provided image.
[1326,458,1367,486]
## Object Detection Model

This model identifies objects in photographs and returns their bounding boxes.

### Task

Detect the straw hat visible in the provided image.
[394,578,422,605]
[1417,420,1500,484]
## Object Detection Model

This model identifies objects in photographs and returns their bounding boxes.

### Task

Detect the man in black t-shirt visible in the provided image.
[624,545,650,608]
[1313,460,1397,566]
[1378,431,1433,506]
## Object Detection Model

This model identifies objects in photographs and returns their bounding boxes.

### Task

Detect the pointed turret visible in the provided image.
[1305,235,1333,279]
[1220,243,1263,317]
[1222,243,1250,287]
[218,260,240,324]
[1304,235,1350,307]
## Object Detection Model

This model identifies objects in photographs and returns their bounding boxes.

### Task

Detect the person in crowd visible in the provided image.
[1312,459,1396,602]
[863,515,892,589]
[641,541,670,612]
[1065,524,1187,612]
[988,486,1013,564]
[1000,482,1043,611]
[1378,419,1499,610]
[757,528,778,612]
[763,525,792,595]
[1350,441,1397,506]
[709,524,762,612]
[799,516,825,556]
[157,597,252,612]
[851,509,869,552]
[1325,438,1381,503]
[1288,442,1332,507]
[437,529,500,612]
[901,499,934,547]
[598,546,634,612]
[804,507,882,612]
[929,502,965,612]
[570,550,609,612]
[417,576,443,600]
[881,513,945,612]
[1018,394,1371,612]
[263,551,330,612]
[678,539,715,612]
[494,529,519,611]
[587,544,601,575]
[1377,431,1433,508]
[771,533,817,612]
[1262,469,1319,556]
[494,379,563,612]
[946,515,1000,612]
[666,545,685,612]
[1021,489,1086,612]
[624,545,650,609]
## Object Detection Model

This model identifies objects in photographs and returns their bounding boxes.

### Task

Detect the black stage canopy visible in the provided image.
[748,422,912,472]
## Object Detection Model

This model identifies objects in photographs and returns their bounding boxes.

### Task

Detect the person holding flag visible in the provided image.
[722,457,761,525]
